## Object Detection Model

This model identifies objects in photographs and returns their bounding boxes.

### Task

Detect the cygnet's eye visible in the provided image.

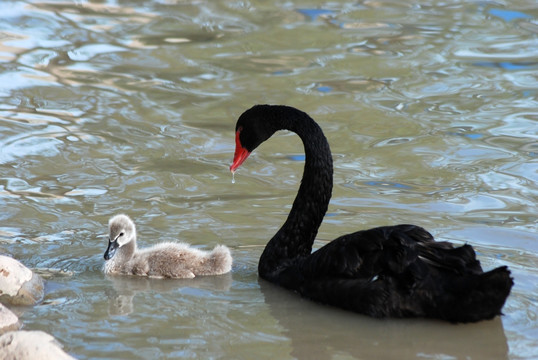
[119,232,124,237]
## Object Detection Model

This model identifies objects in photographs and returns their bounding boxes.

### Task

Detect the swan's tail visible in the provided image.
[204,245,232,276]
[442,266,513,323]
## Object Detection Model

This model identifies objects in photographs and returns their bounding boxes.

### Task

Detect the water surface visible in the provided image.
[0,0,537,359]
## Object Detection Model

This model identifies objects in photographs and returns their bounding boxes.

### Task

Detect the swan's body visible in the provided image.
[103,214,232,278]
[230,104,513,322]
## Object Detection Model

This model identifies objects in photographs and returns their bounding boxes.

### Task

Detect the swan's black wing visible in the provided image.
[274,224,436,290]
[300,224,479,280]
[274,224,509,321]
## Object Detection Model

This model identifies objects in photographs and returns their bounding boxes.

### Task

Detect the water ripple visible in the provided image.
[0,0,536,359]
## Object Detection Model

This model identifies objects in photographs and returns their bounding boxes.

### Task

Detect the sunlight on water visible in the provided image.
[0,0,536,359]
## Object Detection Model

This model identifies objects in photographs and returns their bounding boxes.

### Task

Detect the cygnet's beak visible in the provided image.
[104,240,119,260]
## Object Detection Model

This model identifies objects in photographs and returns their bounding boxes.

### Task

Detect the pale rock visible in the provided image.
[0,330,76,360]
[0,255,44,306]
[0,304,19,334]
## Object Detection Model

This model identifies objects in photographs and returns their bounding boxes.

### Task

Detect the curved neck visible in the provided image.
[115,237,136,268]
[258,107,333,281]
[121,237,136,259]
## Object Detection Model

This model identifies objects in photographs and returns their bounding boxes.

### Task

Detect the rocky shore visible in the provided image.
[0,255,76,359]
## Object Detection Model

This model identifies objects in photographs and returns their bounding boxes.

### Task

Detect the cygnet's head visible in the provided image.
[104,214,136,260]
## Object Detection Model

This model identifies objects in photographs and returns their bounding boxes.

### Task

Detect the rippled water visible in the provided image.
[1,0,537,359]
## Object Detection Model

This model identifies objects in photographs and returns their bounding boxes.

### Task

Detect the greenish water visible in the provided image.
[0,0,537,358]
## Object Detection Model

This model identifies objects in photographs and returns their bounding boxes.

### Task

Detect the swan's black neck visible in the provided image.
[257,106,333,282]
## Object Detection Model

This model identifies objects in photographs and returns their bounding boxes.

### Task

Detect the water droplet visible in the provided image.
[231,171,235,184]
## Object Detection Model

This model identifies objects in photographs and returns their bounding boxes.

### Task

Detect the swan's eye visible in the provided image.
[119,232,124,237]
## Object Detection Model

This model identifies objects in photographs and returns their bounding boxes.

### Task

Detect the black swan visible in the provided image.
[230,104,513,322]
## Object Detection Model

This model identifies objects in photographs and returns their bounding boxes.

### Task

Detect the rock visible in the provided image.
[0,304,19,334]
[0,330,76,360]
[0,255,44,306]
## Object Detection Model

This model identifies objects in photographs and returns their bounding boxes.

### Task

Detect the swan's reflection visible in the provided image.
[105,273,232,315]
[259,279,509,360]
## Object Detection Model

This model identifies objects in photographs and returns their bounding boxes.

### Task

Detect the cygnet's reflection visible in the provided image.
[105,273,232,316]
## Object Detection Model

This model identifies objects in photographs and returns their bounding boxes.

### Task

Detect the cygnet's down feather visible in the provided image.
[103,214,232,278]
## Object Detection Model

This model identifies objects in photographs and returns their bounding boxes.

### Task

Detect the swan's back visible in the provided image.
[286,225,513,322]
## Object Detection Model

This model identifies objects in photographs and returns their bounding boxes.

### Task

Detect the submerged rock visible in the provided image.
[0,304,19,334]
[0,330,76,360]
[0,255,44,306]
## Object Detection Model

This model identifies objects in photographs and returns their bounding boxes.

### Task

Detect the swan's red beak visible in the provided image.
[230,130,251,173]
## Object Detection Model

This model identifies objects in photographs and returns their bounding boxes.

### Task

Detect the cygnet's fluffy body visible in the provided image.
[103,214,232,278]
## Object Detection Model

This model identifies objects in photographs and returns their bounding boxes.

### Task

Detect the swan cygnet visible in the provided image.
[103,214,232,278]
